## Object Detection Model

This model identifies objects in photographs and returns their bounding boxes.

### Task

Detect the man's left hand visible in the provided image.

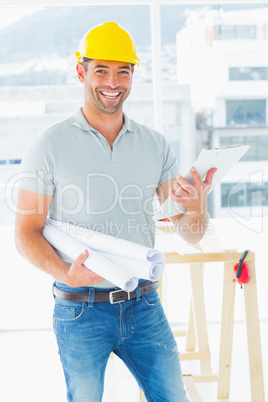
[170,167,217,215]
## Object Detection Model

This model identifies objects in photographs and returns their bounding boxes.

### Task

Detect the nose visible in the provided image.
[105,73,120,89]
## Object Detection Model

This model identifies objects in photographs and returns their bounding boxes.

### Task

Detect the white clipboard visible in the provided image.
[153,144,250,221]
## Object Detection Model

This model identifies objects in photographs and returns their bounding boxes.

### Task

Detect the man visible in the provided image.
[15,22,216,401]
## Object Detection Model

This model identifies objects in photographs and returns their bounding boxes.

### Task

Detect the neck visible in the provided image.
[82,104,124,147]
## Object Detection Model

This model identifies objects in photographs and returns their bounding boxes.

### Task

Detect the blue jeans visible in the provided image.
[53,282,189,402]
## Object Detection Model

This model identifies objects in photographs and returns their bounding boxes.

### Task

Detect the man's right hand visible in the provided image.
[65,249,105,288]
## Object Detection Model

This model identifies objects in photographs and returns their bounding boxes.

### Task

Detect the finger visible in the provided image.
[79,249,89,265]
[204,167,217,185]
[169,187,196,211]
[174,176,192,193]
[170,186,197,202]
[169,187,186,205]
[172,183,189,197]
[189,167,203,187]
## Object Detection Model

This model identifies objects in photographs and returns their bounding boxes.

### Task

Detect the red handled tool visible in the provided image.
[233,250,251,288]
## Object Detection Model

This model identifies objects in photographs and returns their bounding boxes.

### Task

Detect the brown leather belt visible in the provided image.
[53,280,159,304]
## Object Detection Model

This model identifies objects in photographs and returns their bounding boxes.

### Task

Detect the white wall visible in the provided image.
[215,41,268,98]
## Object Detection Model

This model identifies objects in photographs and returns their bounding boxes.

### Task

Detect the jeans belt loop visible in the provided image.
[52,281,56,299]
[88,288,95,308]
[135,286,141,301]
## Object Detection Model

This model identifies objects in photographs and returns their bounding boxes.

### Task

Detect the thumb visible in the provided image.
[79,249,89,263]
[204,167,217,185]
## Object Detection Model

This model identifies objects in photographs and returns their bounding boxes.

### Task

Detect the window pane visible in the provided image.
[229,67,268,81]
[221,182,268,207]
[221,182,246,207]
[214,25,256,40]
[226,99,266,126]
[220,135,268,161]
[236,25,256,39]
[0,6,152,88]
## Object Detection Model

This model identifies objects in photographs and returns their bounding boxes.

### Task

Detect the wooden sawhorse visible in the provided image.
[159,249,265,401]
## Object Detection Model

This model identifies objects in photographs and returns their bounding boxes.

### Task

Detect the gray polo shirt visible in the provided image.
[19,109,179,288]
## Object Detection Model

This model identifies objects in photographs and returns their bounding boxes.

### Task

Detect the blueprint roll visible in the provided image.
[42,222,138,292]
[46,218,165,265]
[98,252,164,282]
[58,250,163,283]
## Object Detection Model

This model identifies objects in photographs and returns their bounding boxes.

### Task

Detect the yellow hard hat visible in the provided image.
[75,22,140,66]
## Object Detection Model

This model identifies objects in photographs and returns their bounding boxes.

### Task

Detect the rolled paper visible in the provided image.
[42,222,138,292]
[46,218,165,266]
[98,251,164,282]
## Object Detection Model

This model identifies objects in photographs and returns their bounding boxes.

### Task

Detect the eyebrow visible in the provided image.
[94,64,131,70]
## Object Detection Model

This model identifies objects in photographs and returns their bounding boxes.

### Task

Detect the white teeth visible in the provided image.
[101,91,120,98]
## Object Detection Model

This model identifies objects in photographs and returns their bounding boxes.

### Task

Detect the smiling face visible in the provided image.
[78,59,133,115]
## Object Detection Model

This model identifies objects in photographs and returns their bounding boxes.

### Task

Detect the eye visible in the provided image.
[96,70,106,74]
[120,70,130,75]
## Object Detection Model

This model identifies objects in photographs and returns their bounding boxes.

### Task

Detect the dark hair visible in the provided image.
[82,57,93,72]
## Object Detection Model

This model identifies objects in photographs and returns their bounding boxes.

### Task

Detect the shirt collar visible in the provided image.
[71,108,134,134]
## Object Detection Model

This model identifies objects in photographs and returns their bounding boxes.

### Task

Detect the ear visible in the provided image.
[131,66,134,74]
[76,63,85,83]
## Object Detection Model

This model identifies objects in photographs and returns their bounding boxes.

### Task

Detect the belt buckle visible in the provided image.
[109,289,130,304]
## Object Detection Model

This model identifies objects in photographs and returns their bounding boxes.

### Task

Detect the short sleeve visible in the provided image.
[158,137,179,186]
[18,133,55,195]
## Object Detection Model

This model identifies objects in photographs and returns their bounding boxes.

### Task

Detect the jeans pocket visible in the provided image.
[53,302,84,322]
[142,290,161,307]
